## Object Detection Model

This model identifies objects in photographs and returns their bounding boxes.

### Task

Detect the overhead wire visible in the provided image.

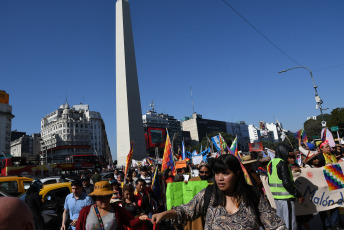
[313,63,344,72]
[219,0,302,66]
[219,0,344,74]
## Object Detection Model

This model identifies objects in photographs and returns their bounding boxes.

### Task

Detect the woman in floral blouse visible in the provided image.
[151,154,287,230]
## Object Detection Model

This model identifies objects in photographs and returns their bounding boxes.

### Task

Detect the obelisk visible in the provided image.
[116,0,146,165]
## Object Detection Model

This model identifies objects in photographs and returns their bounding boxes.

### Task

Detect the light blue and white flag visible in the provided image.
[265,148,275,159]
[192,150,198,157]
[211,135,221,151]
[182,141,186,160]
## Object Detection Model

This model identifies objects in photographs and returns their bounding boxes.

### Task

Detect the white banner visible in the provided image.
[262,162,344,216]
[192,155,203,165]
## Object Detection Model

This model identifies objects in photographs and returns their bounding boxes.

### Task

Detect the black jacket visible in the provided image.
[275,143,302,198]
[25,191,43,216]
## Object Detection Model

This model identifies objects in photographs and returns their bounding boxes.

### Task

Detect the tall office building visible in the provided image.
[181,113,249,146]
[142,103,182,156]
[0,90,14,155]
[11,133,41,161]
[40,103,110,163]
[116,0,146,165]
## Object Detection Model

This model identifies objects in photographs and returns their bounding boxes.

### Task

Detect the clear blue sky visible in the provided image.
[1,0,343,159]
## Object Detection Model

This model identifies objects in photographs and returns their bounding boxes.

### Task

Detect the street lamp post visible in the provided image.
[278,66,326,126]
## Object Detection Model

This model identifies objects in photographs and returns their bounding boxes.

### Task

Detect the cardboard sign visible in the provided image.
[166,181,208,210]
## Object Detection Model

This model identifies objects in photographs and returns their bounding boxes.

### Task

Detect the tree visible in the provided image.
[328,107,344,130]
[304,115,324,141]
[283,134,298,150]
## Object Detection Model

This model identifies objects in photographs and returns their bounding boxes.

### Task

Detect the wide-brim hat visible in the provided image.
[305,151,320,163]
[241,155,257,165]
[89,181,114,196]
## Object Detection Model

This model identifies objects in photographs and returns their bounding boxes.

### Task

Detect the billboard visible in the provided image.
[249,142,263,152]
[145,127,166,149]
[0,91,9,104]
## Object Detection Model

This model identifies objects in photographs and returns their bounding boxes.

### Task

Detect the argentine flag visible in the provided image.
[182,141,186,160]
[211,135,221,151]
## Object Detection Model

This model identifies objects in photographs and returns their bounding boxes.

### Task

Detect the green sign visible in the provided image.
[331,126,339,132]
[166,180,209,210]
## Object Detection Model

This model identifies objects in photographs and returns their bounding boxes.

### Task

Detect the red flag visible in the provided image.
[124,141,134,177]
[161,131,175,172]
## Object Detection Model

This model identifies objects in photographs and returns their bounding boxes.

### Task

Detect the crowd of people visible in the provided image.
[2,139,344,230]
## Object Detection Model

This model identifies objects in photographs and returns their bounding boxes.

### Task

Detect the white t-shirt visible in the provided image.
[85,206,117,230]
[299,146,317,157]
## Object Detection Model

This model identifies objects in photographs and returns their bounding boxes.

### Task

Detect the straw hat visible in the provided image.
[305,151,321,164]
[89,181,114,196]
[241,155,257,165]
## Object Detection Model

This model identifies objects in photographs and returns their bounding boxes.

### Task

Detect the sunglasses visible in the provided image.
[199,171,210,174]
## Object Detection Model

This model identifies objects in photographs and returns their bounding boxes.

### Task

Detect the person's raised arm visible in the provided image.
[151,186,207,226]
[151,209,177,224]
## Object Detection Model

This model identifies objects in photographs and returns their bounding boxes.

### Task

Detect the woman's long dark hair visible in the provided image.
[212,154,260,217]
[163,168,172,180]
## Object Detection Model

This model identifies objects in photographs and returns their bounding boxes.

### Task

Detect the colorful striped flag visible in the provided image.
[219,133,227,154]
[229,136,252,185]
[301,129,308,143]
[124,141,134,177]
[146,157,156,166]
[229,136,241,161]
[161,131,175,172]
[294,129,303,139]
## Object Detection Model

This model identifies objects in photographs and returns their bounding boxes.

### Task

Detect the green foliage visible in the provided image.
[284,134,298,150]
[261,134,297,151]
[304,118,322,141]
[328,108,344,130]
[261,140,276,150]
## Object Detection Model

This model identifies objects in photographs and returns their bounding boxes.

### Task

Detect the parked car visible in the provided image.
[19,182,72,230]
[100,172,114,181]
[40,176,73,185]
[0,176,33,196]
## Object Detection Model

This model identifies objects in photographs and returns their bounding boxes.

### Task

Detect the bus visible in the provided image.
[65,154,99,163]
[1,156,102,177]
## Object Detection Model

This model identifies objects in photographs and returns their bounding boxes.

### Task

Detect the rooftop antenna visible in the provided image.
[65,90,68,105]
[190,86,195,114]
[149,100,155,112]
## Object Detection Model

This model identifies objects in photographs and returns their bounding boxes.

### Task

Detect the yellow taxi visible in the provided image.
[39,182,72,202]
[0,176,33,196]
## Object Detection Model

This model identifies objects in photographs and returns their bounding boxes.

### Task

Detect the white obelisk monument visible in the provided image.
[116,0,146,165]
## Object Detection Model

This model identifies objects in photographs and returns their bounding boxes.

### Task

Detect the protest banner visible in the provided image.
[262,162,344,215]
[249,142,263,152]
[192,155,203,165]
[166,181,208,210]
[175,160,187,169]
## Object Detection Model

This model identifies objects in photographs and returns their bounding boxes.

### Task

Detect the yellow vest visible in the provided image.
[267,158,295,199]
